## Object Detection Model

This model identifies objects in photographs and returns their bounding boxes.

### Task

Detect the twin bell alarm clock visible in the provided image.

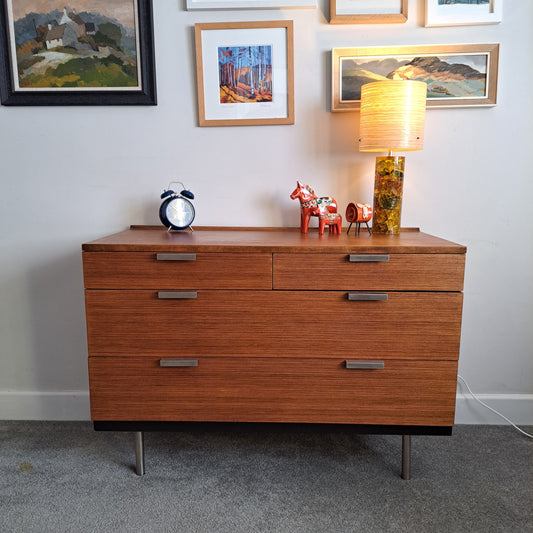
[159,182,195,231]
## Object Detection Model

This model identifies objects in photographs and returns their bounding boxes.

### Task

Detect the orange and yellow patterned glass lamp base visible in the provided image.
[372,155,405,235]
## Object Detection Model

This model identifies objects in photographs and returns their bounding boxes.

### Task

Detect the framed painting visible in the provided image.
[330,0,407,24]
[425,0,502,27]
[187,0,315,9]
[0,0,157,105]
[195,21,294,127]
[332,43,499,111]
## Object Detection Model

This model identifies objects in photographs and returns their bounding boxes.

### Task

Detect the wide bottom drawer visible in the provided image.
[89,357,458,426]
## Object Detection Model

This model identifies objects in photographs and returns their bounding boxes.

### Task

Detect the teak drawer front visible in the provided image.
[85,290,463,360]
[273,253,465,291]
[89,357,458,426]
[83,252,272,289]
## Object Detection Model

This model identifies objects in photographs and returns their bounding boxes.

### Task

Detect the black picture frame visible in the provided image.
[0,0,156,105]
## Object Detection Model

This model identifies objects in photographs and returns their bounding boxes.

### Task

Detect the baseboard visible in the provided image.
[454,393,533,425]
[0,391,532,425]
[0,391,90,421]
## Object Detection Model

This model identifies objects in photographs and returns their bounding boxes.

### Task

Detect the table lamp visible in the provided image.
[359,80,427,234]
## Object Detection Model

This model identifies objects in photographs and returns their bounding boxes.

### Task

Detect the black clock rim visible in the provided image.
[159,197,195,231]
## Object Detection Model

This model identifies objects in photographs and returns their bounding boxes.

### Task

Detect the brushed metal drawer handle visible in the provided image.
[347,293,388,301]
[158,291,197,299]
[160,359,198,367]
[349,254,389,263]
[348,254,389,263]
[156,253,197,261]
[346,360,385,370]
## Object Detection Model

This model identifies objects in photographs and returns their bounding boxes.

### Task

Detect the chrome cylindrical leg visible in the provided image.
[401,434,411,480]
[135,431,145,476]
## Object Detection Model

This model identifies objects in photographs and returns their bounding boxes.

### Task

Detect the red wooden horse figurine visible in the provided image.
[312,204,343,235]
[290,181,338,233]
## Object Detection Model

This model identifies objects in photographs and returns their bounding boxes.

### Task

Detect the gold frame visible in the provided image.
[194,21,294,127]
[332,43,499,111]
[330,0,407,24]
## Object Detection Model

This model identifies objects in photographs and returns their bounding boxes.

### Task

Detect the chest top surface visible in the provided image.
[82,226,466,254]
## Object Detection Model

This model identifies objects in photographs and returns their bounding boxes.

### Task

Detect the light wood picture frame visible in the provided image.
[332,43,499,111]
[187,0,315,9]
[330,0,407,25]
[425,0,502,27]
[195,21,294,127]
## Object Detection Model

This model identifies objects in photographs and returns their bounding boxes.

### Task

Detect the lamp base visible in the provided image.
[372,156,405,235]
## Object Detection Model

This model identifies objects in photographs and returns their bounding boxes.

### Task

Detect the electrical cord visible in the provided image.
[457,375,533,439]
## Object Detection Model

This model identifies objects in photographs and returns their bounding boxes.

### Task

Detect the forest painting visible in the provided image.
[5,0,140,90]
[218,45,272,104]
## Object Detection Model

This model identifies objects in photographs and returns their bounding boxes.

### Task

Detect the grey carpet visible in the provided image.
[0,422,531,533]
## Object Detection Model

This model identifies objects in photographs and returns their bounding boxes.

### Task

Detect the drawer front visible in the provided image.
[83,252,272,289]
[273,253,465,291]
[89,356,458,426]
[85,290,463,360]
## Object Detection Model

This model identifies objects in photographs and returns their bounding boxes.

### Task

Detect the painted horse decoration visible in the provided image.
[290,181,338,233]
[312,203,343,235]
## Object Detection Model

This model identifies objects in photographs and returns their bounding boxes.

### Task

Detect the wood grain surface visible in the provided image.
[82,226,466,254]
[83,252,272,289]
[85,290,463,360]
[274,253,465,291]
[89,356,457,425]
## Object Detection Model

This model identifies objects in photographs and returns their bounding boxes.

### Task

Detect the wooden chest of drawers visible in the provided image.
[82,226,466,476]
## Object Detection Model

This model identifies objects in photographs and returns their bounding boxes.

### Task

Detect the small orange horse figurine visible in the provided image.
[290,181,338,233]
[312,203,343,235]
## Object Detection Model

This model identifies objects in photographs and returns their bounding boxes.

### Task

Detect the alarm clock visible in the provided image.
[159,182,195,231]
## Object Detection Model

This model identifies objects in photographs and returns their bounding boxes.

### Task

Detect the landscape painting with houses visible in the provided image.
[7,0,140,90]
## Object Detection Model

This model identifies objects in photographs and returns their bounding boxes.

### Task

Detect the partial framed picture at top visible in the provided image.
[187,0,315,9]
[332,43,499,111]
[330,0,407,24]
[195,21,294,127]
[0,0,157,105]
[425,0,502,27]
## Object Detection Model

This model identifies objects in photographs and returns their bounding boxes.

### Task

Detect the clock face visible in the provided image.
[165,197,195,229]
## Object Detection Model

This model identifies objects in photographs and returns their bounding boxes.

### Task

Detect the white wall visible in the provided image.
[1,0,532,422]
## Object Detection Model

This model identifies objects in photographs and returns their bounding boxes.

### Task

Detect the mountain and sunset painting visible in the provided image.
[218,45,272,104]
[7,0,139,90]
[341,54,488,102]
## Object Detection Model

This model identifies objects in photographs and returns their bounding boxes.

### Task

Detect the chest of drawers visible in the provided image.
[82,226,466,477]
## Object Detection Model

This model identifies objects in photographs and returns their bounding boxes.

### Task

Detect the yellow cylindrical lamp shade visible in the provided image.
[359,80,427,152]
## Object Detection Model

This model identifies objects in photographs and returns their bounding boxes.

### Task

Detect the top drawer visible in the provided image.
[83,252,272,289]
[273,253,465,291]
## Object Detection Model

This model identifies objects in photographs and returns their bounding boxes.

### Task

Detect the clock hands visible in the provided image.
[161,194,194,231]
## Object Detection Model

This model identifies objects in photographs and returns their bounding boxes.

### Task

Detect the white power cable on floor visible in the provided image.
[457,375,533,439]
